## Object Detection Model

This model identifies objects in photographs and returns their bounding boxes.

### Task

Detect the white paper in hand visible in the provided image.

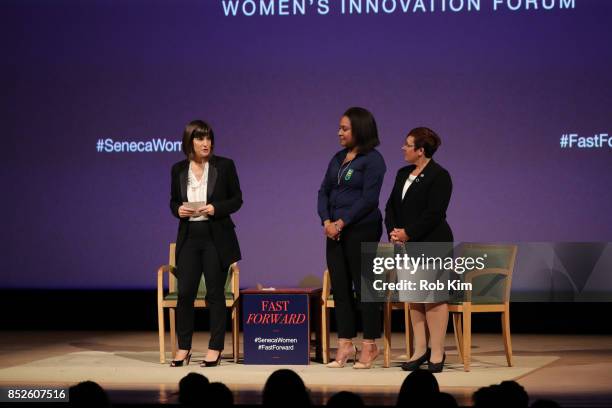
[183,201,207,217]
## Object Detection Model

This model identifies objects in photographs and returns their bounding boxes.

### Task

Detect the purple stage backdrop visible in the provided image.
[2,0,611,289]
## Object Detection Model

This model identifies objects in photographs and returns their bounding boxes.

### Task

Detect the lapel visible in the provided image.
[397,166,415,204]
[179,162,188,203]
[207,155,218,203]
[401,159,437,203]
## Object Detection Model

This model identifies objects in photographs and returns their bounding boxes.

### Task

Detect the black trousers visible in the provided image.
[176,221,228,350]
[326,221,382,340]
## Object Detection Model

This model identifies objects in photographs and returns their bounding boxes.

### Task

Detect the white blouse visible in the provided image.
[187,161,209,221]
[401,174,417,200]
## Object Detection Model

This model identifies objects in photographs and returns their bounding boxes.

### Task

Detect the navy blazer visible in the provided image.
[170,155,242,268]
[384,159,453,242]
[317,148,386,227]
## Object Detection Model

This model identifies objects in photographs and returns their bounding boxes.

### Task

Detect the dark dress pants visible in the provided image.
[326,221,382,339]
[176,221,228,350]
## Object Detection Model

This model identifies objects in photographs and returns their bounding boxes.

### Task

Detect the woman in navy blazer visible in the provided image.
[384,127,453,373]
[169,120,242,367]
[318,107,386,369]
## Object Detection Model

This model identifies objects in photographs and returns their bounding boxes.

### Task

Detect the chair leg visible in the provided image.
[321,304,330,364]
[313,301,322,362]
[462,306,472,372]
[170,308,177,357]
[383,302,392,368]
[453,313,464,363]
[232,302,240,363]
[158,305,166,364]
[404,303,413,358]
[502,305,513,367]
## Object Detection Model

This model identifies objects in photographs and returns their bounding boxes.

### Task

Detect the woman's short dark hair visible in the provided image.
[407,127,441,158]
[182,120,214,159]
[343,107,380,153]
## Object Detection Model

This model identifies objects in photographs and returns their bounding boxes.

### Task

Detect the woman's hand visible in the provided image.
[324,220,340,240]
[390,228,409,243]
[198,204,215,216]
[178,205,195,218]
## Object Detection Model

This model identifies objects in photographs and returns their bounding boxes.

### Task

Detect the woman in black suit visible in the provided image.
[384,127,452,373]
[169,120,242,367]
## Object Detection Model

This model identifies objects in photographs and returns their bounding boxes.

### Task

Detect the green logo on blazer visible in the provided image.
[345,169,354,181]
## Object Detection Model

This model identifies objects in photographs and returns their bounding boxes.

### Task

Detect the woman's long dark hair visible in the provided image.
[343,107,380,153]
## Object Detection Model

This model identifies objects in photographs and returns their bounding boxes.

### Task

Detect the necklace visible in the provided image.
[337,158,354,185]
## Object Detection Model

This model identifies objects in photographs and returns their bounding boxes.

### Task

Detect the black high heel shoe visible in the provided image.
[200,350,223,367]
[401,348,431,371]
[428,353,446,373]
[170,351,192,367]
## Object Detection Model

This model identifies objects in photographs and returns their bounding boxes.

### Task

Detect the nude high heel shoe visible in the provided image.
[353,341,379,369]
[326,340,357,368]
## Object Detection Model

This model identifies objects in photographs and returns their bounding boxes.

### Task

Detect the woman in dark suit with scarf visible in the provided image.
[169,120,242,367]
[385,127,453,373]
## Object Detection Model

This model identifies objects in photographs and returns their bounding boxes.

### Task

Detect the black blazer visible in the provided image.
[170,155,242,268]
[384,159,453,242]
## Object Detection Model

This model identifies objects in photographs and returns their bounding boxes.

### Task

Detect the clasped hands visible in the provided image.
[390,228,409,243]
[323,219,345,240]
[323,221,409,243]
[178,204,215,218]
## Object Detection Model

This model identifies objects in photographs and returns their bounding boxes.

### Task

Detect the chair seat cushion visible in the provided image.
[327,293,359,301]
[164,292,234,301]
[449,296,504,305]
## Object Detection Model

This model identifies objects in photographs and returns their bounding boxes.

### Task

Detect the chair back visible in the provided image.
[458,244,517,304]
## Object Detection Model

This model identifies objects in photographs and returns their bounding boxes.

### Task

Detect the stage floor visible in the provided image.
[1,331,611,406]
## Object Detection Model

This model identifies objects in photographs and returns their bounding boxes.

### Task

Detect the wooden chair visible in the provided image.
[383,301,413,368]
[449,244,518,371]
[157,243,240,364]
[321,269,412,367]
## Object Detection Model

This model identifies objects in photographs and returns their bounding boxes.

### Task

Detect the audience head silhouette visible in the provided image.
[396,369,440,407]
[436,392,459,408]
[178,372,209,406]
[530,399,561,408]
[69,380,110,407]
[208,382,234,406]
[327,391,364,407]
[473,380,528,408]
[263,369,310,407]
